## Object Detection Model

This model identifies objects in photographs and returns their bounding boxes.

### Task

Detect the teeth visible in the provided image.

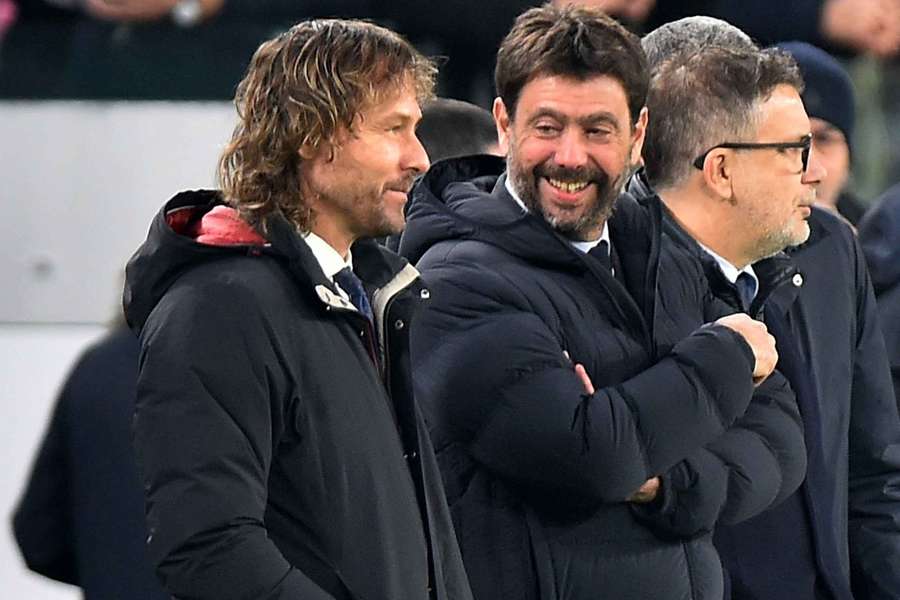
[547,178,589,193]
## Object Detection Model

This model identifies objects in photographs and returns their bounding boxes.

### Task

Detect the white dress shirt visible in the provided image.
[697,242,760,302]
[303,231,354,301]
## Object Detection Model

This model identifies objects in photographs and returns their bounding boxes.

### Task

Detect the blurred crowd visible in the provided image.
[2,0,900,201]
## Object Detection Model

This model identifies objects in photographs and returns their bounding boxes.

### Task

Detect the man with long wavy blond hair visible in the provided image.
[123,18,473,600]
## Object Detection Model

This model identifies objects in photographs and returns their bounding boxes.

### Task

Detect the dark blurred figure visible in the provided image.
[0,1,540,101]
[779,41,867,225]
[417,98,499,162]
[12,324,168,600]
[859,184,900,403]
[0,0,375,99]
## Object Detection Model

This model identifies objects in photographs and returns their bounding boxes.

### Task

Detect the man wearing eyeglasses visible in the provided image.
[633,18,900,600]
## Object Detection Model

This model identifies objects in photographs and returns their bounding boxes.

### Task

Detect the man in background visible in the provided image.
[639,17,900,599]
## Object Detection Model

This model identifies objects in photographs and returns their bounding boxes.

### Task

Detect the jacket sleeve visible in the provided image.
[412,263,757,506]
[633,369,806,537]
[845,234,900,600]
[632,290,807,537]
[134,279,336,600]
[12,387,77,585]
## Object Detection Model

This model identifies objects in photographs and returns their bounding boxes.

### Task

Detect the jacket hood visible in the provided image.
[124,190,256,334]
[125,189,417,335]
[400,154,601,273]
[859,184,900,294]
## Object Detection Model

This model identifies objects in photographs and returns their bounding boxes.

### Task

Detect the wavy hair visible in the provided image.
[218,19,436,232]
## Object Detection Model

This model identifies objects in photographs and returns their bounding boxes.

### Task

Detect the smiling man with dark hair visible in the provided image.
[400,5,805,599]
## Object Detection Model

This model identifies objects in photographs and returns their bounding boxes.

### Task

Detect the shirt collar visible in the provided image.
[302,230,353,281]
[698,241,759,299]
[505,174,610,253]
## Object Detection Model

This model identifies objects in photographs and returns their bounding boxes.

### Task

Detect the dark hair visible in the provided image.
[416,98,497,162]
[643,46,803,190]
[218,19,436,231]
[495,4,648,124]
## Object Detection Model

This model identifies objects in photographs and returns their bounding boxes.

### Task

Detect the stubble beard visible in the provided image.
[507,152,630,242]
[748,195,813,261]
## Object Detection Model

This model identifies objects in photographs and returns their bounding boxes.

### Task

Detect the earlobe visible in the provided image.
[492,97,510,155]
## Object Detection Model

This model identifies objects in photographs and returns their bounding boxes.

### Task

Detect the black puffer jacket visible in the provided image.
[859,184,900,404]
[124,191,473,600]
[400,156,804,600]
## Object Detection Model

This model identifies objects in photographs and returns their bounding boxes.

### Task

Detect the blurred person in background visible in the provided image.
[12,318,168,600]
[638,16,900,600]
[779,41,867,225]
[859,184,900,404]
[0,0,376,98]
[123,18,472,600]
[416,98,500,162]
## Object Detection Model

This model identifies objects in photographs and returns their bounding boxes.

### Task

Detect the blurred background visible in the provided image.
[2,1,898,597]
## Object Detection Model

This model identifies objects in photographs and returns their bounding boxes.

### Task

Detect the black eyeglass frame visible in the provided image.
[692,133,812,172]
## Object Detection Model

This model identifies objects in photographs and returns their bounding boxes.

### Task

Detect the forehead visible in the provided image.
[755,84,810,139]
[358,81,422,123]
[514,74,632,123]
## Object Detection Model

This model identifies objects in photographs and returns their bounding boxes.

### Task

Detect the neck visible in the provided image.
[309,220,354,260]
[658,183,751,269]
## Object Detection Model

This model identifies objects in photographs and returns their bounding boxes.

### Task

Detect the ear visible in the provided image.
[493,97,511,156]
[299,139,336,163]
[701,148,736,200]
[630,107,649,165]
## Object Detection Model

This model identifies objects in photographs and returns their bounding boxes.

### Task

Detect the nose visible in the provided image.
[554,129,589,169]
[404,131,430,176]
[802,146,827,185]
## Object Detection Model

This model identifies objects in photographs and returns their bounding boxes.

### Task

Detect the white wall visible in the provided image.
[1,101,235,323]
[2,101,236,597]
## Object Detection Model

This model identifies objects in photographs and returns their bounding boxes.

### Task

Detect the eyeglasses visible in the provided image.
[692,133,813,173]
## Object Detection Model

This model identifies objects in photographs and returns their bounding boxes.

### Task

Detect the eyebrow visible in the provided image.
[528,107,621,132]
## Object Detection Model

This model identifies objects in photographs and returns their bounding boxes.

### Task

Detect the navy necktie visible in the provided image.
[735,271,757,312]
[334,267,374,323]
[589,240,612,273]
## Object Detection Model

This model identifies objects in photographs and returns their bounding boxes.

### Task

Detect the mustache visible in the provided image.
[384,175,417,194]
[534,163,609,187]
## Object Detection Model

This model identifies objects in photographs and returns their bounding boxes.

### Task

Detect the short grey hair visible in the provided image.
[642,16,756,69]
[640,19,802,191]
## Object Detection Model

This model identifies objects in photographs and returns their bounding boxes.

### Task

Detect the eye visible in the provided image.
[585,127,613,139]
[534,123,560,136]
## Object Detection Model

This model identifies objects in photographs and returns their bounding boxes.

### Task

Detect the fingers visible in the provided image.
[574,363,595,395]
[714,313,778,383]
[626,476,660,503]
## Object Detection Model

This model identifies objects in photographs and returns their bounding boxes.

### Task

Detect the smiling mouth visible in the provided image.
[546,178,590,194]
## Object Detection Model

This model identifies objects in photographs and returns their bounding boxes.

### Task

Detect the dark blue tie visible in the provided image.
[589,240,612,273]
[735,271,757,312]
[334,267,374,323]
